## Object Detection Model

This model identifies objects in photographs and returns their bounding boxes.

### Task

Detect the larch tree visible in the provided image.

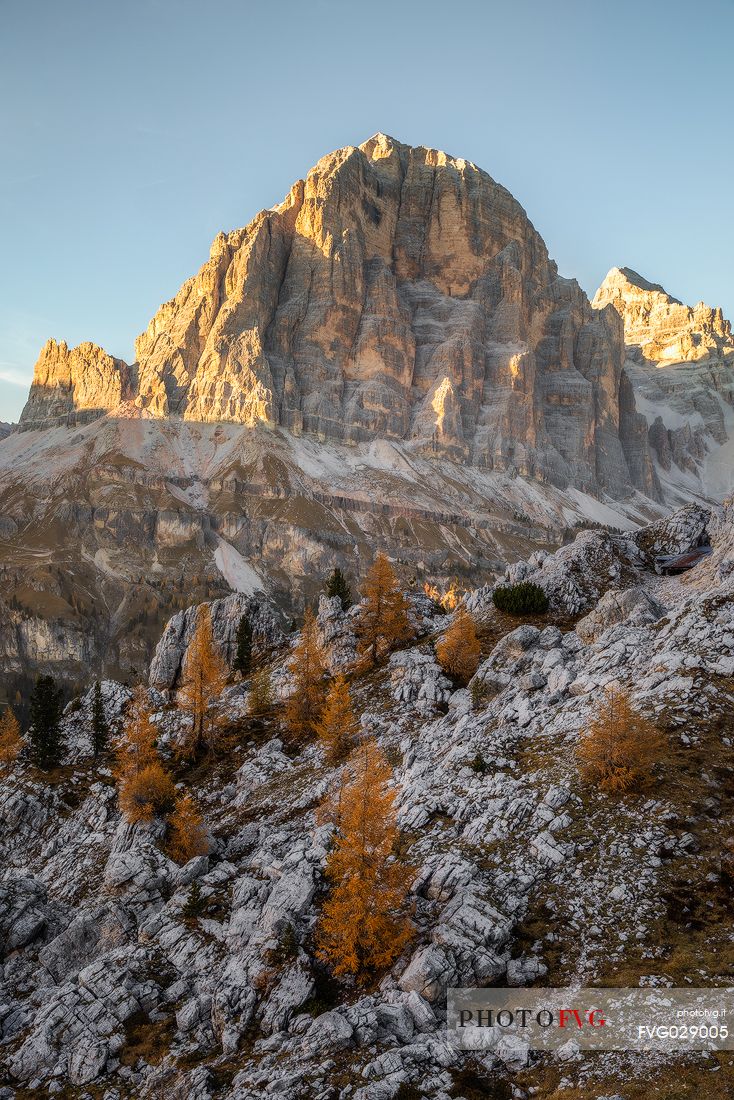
[28,675,65,769]
[118,762,177,825]
[284,607,327,738]
[0,707,23,773]
[325,567,352,610]
[178,605,227,760]
[91,681,110,756]
[576,684,665,793]
[232,613,253,677]
[316,675,360,765]
[316,739,414,981]
[248,666,274,718]
[116,685,159,776]
[117,686,175,824]
[167,792,209,863]
[356,553,413,666]
[435,605,481,683]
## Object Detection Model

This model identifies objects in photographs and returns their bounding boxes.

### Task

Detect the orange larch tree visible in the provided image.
[0,707,23,773]
[115,685,159,777]
[118,762,177,824]
[167,792,209,863]
[116,686,176,824]
[576,684,665,793]
[316,739,414,981]
[284,606,327,738]
[435,605,481,683]
[356,553,413,666]
[316,675,360,765]
[177,605,227,760]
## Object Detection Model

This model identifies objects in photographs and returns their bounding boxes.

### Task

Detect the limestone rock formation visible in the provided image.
[594,268,734,496]
[20,135,655,499]
[19,339,132,428]
[593,267,733,365]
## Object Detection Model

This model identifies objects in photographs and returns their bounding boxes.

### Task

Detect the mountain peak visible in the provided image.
[594,267,732,364]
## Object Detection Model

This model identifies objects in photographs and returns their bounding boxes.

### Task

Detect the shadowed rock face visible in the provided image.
[19,135,655,499]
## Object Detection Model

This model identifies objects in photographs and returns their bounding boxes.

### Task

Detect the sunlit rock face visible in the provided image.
[19,135,653,499]
[593,267,733,365]
[19,339,133,428]
[594,267,734,496]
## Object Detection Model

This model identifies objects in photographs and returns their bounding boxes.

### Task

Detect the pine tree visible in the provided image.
[178,605,227,760]
[316,739,414,981]
[576,684,665,793]
[28,675,65,769]
[182,880,206,920]
[0,707,22,773]
[493,581,549,615]
[317,675,360,765]
[248,667,274,718]
[435,605,481,683]
[167,792,209,863]
[232,614,253,676]
[284,607,327,737]
[356,553,413,666]
[91,681,109,756]
[325,567,352,610]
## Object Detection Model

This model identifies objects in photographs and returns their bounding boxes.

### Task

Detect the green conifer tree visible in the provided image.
[91,681,109,756]
[182,880,206,920]
[28,675,65,769]
[233,614,253,676]
[325,567,352,610]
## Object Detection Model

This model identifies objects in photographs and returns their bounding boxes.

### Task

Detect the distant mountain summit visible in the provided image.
[593,266,733,365]
[19,133,654,499]
[593,266,734,502]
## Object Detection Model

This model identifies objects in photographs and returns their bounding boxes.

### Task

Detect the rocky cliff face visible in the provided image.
[19,339,132,429]
[594,267,734,500]
[21,135,654,498]
[594,266,733,365]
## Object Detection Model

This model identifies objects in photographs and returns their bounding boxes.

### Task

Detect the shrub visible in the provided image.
[470,678,489,711]
[470,751,487,774]
[492,581,549,615]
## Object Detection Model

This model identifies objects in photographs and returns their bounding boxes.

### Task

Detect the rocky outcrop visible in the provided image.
[575,586,664,643]
[20,136,655,500]
[19,339,132,429]
[149,593,285,690]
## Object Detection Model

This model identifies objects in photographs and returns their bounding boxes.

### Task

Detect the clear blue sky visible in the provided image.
[1,0,732,422]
